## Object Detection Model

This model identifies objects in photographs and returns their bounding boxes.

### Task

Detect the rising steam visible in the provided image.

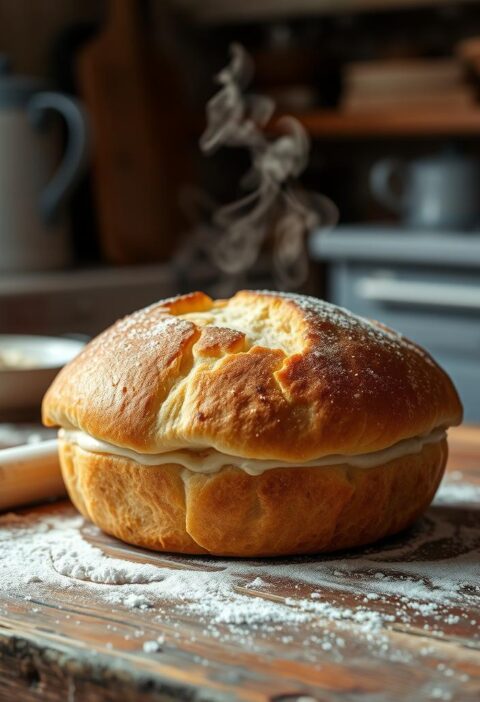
[180,43,338,291]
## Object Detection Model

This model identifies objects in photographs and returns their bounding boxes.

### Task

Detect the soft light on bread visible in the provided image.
[43,290,462,556]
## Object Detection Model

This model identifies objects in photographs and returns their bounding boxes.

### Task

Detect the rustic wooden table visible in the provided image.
[0,426,479,702]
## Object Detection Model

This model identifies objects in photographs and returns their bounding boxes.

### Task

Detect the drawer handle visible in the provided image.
[356,277,480,312]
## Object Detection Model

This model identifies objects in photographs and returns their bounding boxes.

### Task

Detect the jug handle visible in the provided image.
[28,91,90,223]
[369,158,404,214]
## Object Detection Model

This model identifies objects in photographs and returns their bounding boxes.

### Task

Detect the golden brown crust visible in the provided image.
[43,291,462,461]
[59,438,448,556]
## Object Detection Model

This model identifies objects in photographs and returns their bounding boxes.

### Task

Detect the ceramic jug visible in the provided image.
[370,150,480,231]
[0,57,89,272]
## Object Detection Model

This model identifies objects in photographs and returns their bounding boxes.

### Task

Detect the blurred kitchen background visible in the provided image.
[1,0,480,421]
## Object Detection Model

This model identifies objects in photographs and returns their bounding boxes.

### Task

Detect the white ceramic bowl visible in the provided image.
[0,335,86,419]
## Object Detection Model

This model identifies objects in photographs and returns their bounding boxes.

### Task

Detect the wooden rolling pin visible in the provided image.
[0,440,65,511]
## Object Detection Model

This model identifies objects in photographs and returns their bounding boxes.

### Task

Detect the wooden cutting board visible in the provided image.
[0,426,479,701]
[77,0,187,264]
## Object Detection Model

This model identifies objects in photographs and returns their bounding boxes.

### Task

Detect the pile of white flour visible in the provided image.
[0,471,479,670]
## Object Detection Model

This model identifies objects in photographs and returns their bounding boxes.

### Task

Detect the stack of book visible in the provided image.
[342,59,475,112]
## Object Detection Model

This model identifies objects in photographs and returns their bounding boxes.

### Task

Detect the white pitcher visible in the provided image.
[0,57,89,272]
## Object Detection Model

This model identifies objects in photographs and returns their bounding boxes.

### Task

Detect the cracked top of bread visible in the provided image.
[42,290,462,461]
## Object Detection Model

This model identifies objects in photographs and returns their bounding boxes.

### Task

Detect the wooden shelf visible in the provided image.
[0,264,175,297]
[174,0,480,25]
[287,108,480,138]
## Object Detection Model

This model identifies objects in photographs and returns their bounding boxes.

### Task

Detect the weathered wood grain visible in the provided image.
[0,425,479,701]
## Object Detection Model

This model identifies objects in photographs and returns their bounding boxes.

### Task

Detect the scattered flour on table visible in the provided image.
[142,635,165,653]
[0,470,478,666]
[434,472,480,505]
